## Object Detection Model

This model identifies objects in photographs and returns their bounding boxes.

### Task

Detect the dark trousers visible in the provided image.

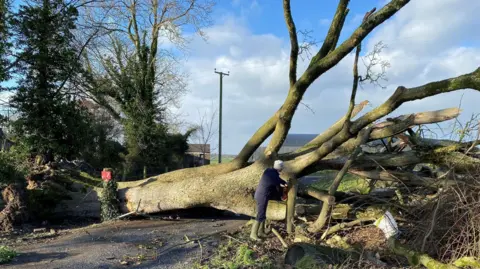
[255,191,282,222]
[255,197,268,222]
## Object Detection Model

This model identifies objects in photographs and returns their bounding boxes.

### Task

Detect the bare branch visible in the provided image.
[344,10,375,125]
[352,68,480,133]
[344,43,361,125]
[316,0,350,59]
[359,41,390,88]
[283,0,299,88]
[297,29,318,61]
[233,111,278,165]
[301,1,409,90]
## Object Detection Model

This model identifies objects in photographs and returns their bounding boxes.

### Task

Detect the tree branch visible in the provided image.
[283,0,299,88]
[321,217,375,240]
[281,100,369,160]
[352,68,480,133]
[316,0,350,58]
[349,170,462,189]
[333,108,462,155]
[344,43,361,125]
[300,0,409,91]
[291,68,480,175]
[260,0,409,160]
[308,127,372,233]
[234,112,278,166]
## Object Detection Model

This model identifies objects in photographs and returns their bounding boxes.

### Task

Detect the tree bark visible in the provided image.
[308,127,371,233]
[0,184,29,232]
[116,162,287,220]
[286,177,298,234]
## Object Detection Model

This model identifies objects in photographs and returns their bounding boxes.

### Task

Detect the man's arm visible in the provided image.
[275,173,288,187]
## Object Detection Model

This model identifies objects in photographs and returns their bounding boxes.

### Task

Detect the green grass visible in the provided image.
[0,246,17,264]
[193,240,273,269]
[308,170,371,194]
[210,155,236,164]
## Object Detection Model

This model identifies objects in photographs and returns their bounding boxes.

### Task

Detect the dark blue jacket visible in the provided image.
[254,168,287,201]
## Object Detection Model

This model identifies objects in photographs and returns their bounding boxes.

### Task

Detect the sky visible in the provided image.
[177,0,480,154]
[1,0,479,155]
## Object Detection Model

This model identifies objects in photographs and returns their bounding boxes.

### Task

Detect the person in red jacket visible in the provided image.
[250,160,288,241]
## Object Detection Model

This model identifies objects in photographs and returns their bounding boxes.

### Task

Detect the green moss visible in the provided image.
[453,256,480,268]
[296,255,322,269]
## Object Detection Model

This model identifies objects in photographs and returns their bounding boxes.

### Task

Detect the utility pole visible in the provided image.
[214,68,229,163]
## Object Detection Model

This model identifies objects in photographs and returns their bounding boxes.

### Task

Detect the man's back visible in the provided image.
[254,168,286,201]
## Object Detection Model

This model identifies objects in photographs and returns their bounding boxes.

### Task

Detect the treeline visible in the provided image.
[0,0,214,179]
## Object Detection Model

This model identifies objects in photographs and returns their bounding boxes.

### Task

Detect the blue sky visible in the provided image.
[209,0,383,52]
[2,0,480,155]
[178,0,480,154]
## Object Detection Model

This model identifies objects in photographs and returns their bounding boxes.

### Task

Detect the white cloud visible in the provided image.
[319,18,331,26]
[0,91,13,104]
[175,1,480,154]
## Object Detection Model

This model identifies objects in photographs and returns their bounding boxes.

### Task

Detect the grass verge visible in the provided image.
[0,245,17,264]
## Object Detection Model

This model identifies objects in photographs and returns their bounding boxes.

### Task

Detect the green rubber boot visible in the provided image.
[250,220,262,242]
[258,221,268,238]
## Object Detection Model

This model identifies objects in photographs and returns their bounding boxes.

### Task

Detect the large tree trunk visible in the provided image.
[116,162,288,220]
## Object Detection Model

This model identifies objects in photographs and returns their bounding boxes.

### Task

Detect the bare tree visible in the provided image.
[191,103,217,164]
[78,0,214,121]
[76,0,214,174]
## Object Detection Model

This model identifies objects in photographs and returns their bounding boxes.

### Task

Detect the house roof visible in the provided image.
[187,144,210,153]
[283,134,317,147]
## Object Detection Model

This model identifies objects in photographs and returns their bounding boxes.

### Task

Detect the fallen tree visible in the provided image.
[108,0,480,222]
[4,0,480,251]
[2,3,479,267]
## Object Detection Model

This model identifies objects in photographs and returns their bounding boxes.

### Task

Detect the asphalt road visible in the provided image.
[6,218,246,269]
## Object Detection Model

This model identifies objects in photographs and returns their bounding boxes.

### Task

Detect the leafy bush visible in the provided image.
[0,152,26,186]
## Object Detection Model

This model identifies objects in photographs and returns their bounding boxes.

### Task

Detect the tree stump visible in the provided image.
[0,184,29,232]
